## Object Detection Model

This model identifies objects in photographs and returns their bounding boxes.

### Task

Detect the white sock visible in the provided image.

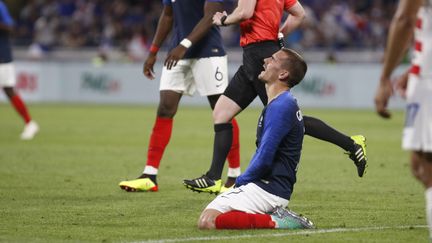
[425,187,432,239]
[227,167,241,177]
[143,165,158,175]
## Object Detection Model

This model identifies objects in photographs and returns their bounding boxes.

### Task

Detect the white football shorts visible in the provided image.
[159,55,228,96]
[402,74,432,152]
[0,62,16,87]
[205,183,289,214]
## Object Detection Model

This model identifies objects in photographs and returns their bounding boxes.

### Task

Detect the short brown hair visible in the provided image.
[280,48,307,87]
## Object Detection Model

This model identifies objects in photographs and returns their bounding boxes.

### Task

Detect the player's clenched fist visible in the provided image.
[213,11,227,26]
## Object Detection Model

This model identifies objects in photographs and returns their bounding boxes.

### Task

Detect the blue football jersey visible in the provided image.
[162,0,226,59]
[236,91,304,200]
[0,1,13,63]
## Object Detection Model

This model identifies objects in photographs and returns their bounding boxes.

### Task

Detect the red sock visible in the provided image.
[227,118,240,169]
[10,95,31,124]
[215,211,275,229]
[146,117,173,169]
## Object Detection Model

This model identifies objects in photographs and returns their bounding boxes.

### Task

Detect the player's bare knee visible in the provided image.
[3,87,14,98]
[410,152,432,187]
[157,103,177,118]
[197,219,211,230]
[197,216,214,230]
[422,153,432,187]
[411,152,423,182]
[198,210,218,230]
[212,108,231,124]
[425,152,432,163]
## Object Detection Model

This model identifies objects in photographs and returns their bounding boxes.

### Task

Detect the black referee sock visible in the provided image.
[206,123,233,180]
[304,116,355,152]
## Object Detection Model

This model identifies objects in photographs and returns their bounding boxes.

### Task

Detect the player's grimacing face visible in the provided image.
[259,51,284,83]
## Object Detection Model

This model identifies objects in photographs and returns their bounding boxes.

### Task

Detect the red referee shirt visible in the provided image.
[239,0,297,47]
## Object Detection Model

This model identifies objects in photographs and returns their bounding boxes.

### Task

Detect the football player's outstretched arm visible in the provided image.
[279,2,305,36]
[374,0,422,119]
[143,5,173,80]
[165,1,224,69]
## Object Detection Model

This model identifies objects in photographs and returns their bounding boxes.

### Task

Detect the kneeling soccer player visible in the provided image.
[198,48,314,230]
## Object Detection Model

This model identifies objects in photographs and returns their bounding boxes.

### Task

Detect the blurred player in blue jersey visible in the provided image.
[0,1,39,140]
[198,48,313,230]
[118,0,241,192]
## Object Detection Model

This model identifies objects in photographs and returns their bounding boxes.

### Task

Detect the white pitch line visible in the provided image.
[130,225,427,243]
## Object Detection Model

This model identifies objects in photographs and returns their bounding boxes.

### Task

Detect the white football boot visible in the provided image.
[20,120,39,140]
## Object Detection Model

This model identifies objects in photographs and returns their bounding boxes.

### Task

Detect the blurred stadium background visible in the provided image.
[7,0,397,57]
[0,0,406,109]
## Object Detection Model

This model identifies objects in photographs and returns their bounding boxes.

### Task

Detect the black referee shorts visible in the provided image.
[224,41,280,110]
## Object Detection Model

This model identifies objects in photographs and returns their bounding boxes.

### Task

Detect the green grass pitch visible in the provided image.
[0,104,427,242]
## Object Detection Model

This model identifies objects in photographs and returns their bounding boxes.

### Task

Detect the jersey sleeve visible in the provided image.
[284,0,298,10]
[236,100,297,186]
[162,0,171,6]
[0,2,14,26]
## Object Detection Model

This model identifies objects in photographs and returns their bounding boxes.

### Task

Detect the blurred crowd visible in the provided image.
[12,0,161,60]
[297,0,397,50]
[8,0,398,60]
